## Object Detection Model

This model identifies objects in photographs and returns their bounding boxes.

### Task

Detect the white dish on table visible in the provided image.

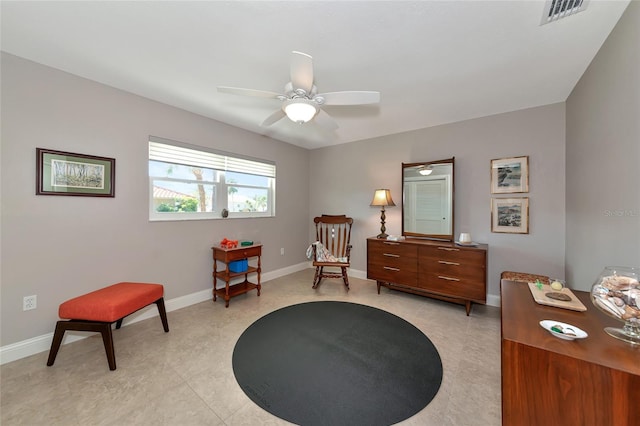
[539,320,588,340]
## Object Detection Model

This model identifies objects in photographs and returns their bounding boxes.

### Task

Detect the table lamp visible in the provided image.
[370,189,396,239]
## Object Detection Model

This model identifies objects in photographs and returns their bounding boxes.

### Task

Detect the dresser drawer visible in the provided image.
[418,257,486,281]
[419,245,485,265]
[367,239,417,285]
[419,273,486,301]
[214,245,262,262]
[368,239,417,258]
[367,263,417,286]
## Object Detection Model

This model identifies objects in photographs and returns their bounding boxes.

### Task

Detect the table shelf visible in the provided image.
[213,280,259,300]
[215,265,259,281]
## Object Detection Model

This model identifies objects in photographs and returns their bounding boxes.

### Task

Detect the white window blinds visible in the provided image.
[149,137,275,178]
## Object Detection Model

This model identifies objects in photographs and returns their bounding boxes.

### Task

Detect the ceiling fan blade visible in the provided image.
[314,109,339,131]
[261,109,287,127]
[217,86,281,99]
[290,51,314,94]
[318,91,381,106]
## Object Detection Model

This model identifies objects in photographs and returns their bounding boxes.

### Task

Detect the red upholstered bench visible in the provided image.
[46,282,169,370]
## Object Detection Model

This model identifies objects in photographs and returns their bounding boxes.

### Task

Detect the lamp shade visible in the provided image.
[370,189,396,207]
[284,99,318,123]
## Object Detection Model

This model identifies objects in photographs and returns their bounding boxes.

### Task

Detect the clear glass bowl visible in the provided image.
[591,266,640,345]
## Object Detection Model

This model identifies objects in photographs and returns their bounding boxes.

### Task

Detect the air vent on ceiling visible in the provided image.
[541,0,589,25]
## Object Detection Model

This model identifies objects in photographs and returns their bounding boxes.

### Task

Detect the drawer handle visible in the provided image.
[438,275,460,281]
[438,260,460,266]
[438,247,459,252]
[383,253,400,258]
[383,241,400,245]
[384,266,400,272]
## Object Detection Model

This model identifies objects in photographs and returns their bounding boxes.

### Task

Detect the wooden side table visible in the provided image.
[211,244,262,307]
[501,279,640,425]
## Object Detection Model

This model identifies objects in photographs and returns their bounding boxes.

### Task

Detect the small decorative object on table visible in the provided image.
[539,320,588,341]
[528,280,586,311]
[220,238,238,249]
[229,259,248,273]
[546,279,570,301]
[591,266,640,345]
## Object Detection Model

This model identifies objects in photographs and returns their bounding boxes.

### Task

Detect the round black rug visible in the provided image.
[232,301,443,426]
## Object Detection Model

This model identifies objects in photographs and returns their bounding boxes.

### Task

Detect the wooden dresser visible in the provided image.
[367,237,487,315]
[501,280,640,425]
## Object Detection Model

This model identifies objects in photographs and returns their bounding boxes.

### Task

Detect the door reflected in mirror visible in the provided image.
[402,158,454,241]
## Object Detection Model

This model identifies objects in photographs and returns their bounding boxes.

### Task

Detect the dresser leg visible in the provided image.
[465,301,472,316]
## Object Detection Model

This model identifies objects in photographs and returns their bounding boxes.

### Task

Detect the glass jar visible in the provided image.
[591,266,640,345]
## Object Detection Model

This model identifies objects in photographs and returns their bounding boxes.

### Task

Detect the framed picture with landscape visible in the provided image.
[36,148,115,197]
[491,197,529,234]
[491,156,528,194]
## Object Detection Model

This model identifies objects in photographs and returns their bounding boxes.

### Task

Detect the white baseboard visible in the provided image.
[0,262,309,366]
[486,294,501,308]
[1,262,499,365]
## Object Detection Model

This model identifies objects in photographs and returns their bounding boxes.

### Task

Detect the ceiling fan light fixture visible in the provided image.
[419,166,433,176]
[284,98,318,124]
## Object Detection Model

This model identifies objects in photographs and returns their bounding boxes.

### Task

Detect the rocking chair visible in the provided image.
[311,215,353,289]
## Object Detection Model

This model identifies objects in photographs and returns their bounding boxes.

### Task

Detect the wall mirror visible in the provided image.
[402,157,455,241]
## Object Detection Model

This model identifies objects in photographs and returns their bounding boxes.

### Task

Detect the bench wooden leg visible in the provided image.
[154,297,169,332]
[98,323,116,370]
[46,321,67,367]
[114,298,168,331]
[47,320,117,370]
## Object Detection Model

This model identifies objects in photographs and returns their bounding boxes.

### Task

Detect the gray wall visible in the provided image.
[566,1,640,289]
[0,54,310,346]
[309,103,567,300]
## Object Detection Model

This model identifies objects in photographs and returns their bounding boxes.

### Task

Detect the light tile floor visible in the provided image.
[1,269,502,425]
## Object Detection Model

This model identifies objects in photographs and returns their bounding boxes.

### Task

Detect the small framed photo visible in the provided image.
[36,148,115,197]
[491,197,529,234]
[491,156,528,194]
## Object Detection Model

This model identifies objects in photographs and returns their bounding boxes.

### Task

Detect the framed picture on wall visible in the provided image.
[490,156,529,194]
[491,197,529,234]
[36,148,115,197]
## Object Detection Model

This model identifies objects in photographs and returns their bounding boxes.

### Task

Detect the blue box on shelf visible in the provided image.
[229,259,248,273]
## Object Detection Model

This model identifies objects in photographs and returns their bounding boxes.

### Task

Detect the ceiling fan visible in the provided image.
[217,51,380,130]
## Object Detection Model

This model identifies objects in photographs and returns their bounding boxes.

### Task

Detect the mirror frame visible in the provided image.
[401,157,455,241]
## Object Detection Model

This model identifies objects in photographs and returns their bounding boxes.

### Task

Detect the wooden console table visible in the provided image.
[501,280,640,425]
[211,244,262,307]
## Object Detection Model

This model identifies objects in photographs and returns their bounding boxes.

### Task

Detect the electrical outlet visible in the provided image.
[280,247,285,256]
[23,295,37,311]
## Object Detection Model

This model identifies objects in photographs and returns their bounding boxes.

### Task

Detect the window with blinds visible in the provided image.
[148,137,275,221]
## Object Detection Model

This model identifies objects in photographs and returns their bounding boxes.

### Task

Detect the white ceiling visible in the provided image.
[1,1,630,150]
